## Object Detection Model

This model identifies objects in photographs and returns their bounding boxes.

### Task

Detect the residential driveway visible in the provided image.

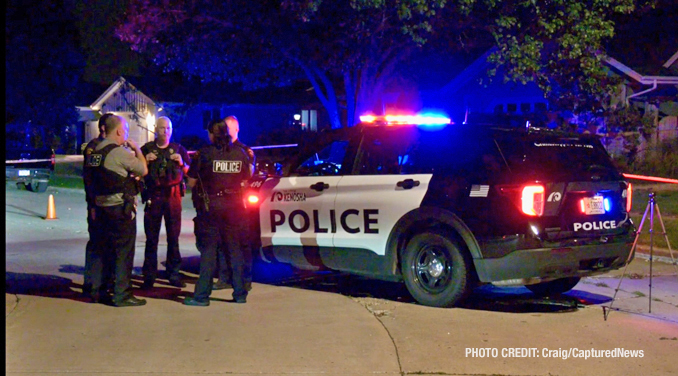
[6,183,678,376]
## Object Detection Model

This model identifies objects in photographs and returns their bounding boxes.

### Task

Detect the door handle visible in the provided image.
[310,182,330,192]
[396,179,420,190]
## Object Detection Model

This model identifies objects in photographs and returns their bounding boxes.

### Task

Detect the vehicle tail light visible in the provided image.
[626,183,632,213]
[521,185,545,216]
[51,154,56,166]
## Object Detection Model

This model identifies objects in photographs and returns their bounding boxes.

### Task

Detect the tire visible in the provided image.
[401,230,472,308]
[16,182,27,190]
[526,277,581,296]
[27,182,49,193]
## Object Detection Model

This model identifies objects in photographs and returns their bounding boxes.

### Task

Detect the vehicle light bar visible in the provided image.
[359,114,451,126]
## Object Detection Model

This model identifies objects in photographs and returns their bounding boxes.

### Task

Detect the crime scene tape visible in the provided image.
[6,159,54,164]
[623,173,678,184]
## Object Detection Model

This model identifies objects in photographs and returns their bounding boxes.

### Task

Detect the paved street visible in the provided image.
[6,183,678,376]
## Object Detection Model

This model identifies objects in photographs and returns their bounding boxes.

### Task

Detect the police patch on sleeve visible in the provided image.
[213,160,242,173]
[86,154,102,167]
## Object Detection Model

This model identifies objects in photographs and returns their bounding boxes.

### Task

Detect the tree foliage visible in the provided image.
[117,0,649,129]
[74,0,144,85]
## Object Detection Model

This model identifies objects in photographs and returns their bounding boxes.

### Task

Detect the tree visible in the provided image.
[117,0,647,129]
[6,0,84,149]
[74,0,145,85]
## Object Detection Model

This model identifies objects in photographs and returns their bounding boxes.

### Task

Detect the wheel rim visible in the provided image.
[412,245,451,293]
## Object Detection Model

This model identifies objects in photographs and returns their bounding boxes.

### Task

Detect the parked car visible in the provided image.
[5,146,55,192]
[241,114,636,308]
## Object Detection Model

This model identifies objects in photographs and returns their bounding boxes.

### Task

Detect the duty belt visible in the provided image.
[211,189,241,197]
[150,185,179,197]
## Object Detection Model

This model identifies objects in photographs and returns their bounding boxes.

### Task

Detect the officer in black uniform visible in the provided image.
[184,116,254,306]
[82,113,114,299]
[212,116,256,292]
[91,115,148,307]
[140,116,190,289]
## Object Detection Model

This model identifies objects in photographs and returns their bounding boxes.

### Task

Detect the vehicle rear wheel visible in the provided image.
[27,182,49,193]
[526,277,581,296]
[16,182,27,190]
[401,231,472,308]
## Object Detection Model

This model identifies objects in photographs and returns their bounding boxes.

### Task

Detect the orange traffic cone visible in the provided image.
[45,194,57,220]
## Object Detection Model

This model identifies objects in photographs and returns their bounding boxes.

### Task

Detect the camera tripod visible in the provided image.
[603,191,678,320]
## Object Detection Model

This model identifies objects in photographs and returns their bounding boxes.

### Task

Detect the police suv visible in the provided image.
[245,114,635,308]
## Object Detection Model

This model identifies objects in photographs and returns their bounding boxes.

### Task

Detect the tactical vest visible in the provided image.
[91,144,139,197]
[146,143,184,188]
[83,137,104,205]
[199,145,249,195]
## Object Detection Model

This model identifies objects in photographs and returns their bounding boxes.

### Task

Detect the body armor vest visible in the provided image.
[145,142,184,188]
[91,144,138,197]
[200,145,248,195]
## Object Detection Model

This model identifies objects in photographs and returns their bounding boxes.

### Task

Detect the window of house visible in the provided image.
[520,103,531,113]
[507,103,517,113]
[494,104,504,113]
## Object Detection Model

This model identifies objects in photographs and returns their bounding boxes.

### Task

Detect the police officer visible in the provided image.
[140,116,190,289]
[82,113,114,300]
[91,115,148,307]
[212,115,256,292]
[184,117,253,306]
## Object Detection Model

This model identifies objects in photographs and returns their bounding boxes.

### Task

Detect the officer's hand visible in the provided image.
[170,153,183,166]
[146,153,158,162]
[126,139,139,150]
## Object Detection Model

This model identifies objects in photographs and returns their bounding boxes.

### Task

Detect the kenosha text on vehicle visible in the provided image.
[244,114,635,308]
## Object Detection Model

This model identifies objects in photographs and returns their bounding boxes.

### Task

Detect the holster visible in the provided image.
[123,194,136,218]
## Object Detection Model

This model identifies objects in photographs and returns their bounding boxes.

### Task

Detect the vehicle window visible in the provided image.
[294,140,348,176]
[401,128,502,177]
[354,130,415,175]
[495,135,620,180]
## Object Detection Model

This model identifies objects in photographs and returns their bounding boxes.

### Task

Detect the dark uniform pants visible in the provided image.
[193,198,250,301]
[142,191,183,281]
[84,208,113,294]
[91,205,137,304]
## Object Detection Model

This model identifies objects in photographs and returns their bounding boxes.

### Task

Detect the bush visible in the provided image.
[613,139,678,179]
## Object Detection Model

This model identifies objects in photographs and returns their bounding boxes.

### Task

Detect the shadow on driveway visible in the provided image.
[6,257,613,313]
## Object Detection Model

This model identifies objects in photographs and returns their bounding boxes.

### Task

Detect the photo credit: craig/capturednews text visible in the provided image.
[465,348,644,360]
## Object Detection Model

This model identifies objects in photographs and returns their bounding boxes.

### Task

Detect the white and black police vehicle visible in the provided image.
[244,114,635,308]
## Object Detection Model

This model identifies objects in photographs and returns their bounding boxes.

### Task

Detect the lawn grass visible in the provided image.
[630,185,678,250]
[51,174,85,190]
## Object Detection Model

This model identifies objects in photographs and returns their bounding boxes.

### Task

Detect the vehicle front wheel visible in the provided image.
[526,277,581,296]
[401,231,472,308]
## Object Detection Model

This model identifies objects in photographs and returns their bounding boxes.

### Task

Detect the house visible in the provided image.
[424,49,551,126]
[425,49,678,158]
[77,76,320,152]
[604,51,678,146]
[77,77,159,148]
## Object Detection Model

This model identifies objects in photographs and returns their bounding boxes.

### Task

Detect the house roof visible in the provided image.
[89,76,157,111]
[604,54,678,85]
[663,50,678,69]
